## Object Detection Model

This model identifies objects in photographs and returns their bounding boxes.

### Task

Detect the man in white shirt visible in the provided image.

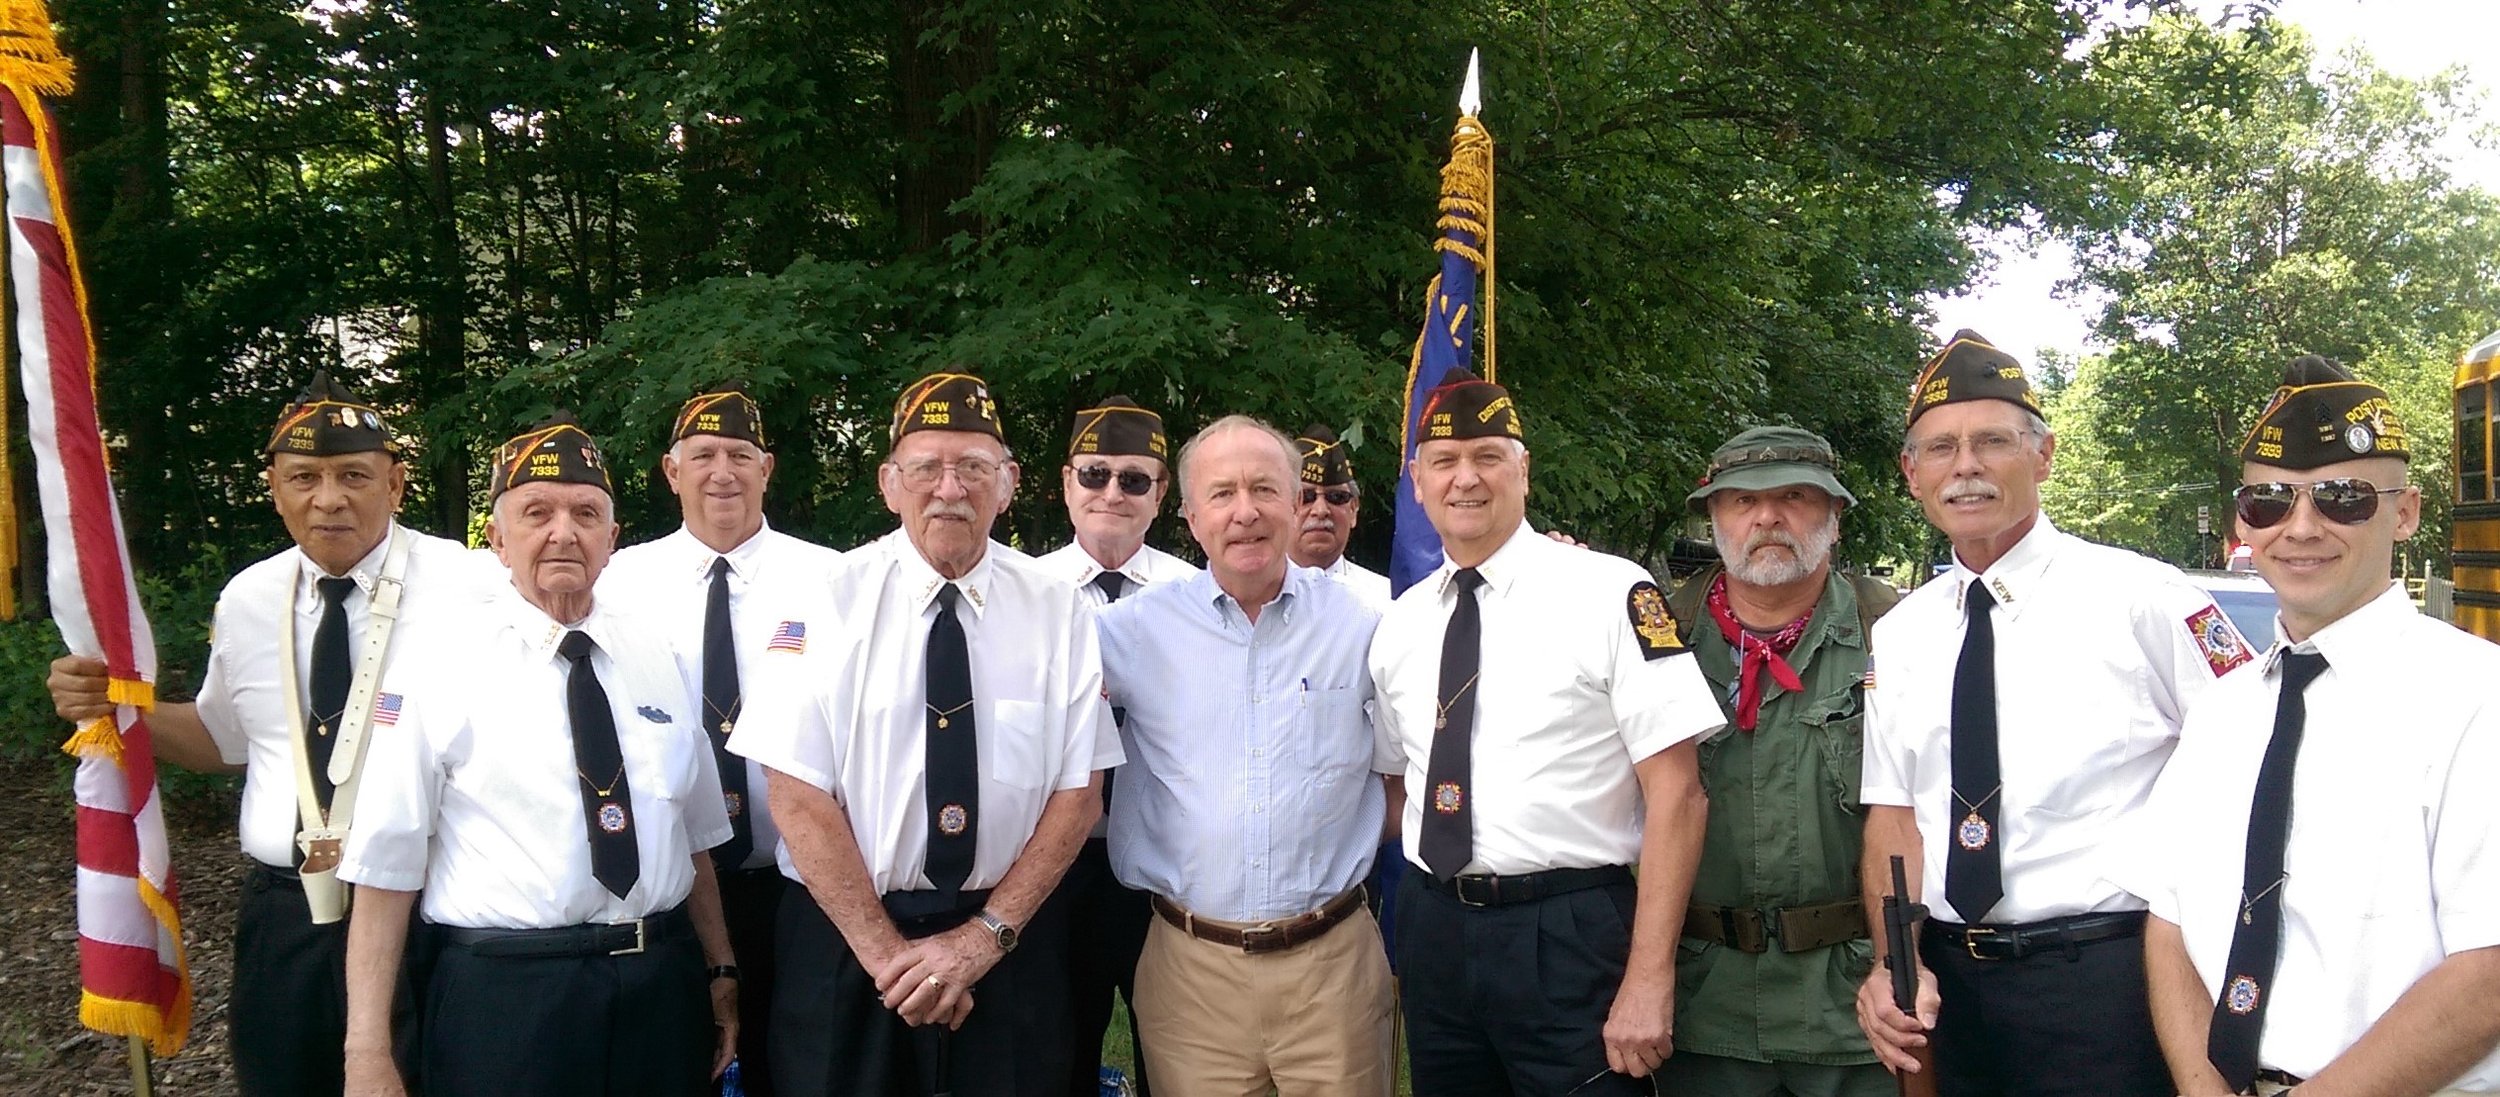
[1030,394,1194,1097]
[1368,369,1721,1096]
[1289,424,1391,613]
[2115,356,2500,1096]
[1854,331,2242,1096]
[340,415,740,1097]
[45,374,474,1097]
[733,371,1120,1097]
[600,382,842,1096]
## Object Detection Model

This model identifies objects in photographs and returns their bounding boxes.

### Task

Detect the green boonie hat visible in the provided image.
[1684,425,1857,515]
[2237,355,2410,469]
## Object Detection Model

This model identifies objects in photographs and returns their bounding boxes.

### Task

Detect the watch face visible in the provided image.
[995,922,1019,952]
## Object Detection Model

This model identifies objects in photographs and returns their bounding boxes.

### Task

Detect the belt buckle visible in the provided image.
[609,918,647,956]
[1454,875,1497,908]
[1239,922,1286,954]
[1963,926,2018,961]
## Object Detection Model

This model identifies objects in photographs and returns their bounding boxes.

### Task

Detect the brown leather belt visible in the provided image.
[1150,887,1365,956]
[1683,898,1867,953]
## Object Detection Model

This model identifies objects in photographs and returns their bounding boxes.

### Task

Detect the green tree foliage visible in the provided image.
[2047,16,2500,572]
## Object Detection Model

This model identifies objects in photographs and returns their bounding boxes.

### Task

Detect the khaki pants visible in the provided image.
[1133,901,1395,1097]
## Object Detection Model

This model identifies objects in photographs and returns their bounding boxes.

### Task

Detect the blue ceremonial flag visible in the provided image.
[1390,50,1495,596]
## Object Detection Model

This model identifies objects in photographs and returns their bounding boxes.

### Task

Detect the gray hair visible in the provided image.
[1176,415,1299,509]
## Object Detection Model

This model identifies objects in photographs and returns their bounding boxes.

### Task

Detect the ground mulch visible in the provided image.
[0,755,243,1095]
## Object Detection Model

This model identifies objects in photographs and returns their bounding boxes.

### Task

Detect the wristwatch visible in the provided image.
[974,909,1019,954]
[706,964,740,982]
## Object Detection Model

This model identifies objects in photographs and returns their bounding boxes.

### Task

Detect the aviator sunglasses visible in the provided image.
[1074,464,1160,497]
[2232,478,2406,529]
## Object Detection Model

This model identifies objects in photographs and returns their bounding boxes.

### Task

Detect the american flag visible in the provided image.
[373,693,403,726]
[766,621,807,654]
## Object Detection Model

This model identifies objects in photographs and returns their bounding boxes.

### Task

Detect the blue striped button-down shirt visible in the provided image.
[1098,566,1390,923]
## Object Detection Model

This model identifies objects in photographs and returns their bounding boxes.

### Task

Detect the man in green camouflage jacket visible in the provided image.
[1661,425,1897,1097]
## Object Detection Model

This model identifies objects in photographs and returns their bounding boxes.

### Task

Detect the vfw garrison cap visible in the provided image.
[1295,424,1355,487]
[1418,368,1523,442]
[891,371,1004,444]
[2238,355,2409,468]
[1906,329,2040,429]
[491,413,613,498]
[672,382,766,450]
[1067,396,1166,461]
[265,371,401,459]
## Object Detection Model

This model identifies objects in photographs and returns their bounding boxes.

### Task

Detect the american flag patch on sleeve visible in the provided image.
[373,693,404,726]
[766,621,808,654]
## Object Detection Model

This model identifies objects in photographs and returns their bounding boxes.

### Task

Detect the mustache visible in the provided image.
[1940,477,2001,504]
[1299,516,1337,533]
[923,501,978,522]
[1742,528,1804,558]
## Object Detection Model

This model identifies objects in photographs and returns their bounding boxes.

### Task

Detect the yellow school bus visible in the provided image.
[2456,327,2500,641]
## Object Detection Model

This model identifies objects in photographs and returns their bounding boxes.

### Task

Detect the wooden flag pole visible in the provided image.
[126,1035,155,1096]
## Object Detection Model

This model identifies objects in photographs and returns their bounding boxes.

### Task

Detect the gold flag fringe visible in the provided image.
[1402,112,1497,455]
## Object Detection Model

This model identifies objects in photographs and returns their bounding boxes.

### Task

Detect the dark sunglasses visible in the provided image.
[1074,464,1160,497]
[2233,478,2405,529]
[1300,487,1355,507]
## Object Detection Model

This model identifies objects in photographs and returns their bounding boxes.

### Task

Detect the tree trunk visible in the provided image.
[890,0,999,254]
[419,88,468,538]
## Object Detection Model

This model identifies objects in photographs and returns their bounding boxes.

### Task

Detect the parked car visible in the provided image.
[2186,568,2280,653]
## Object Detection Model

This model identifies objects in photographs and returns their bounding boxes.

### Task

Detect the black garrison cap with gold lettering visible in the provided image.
[672,382,766,449]
[1905,329,2040,429]
[891,371,1003,444]
[1418,368,1523,442]
[1296,424,1355,486]
[1068,395,1166,461]
[2237,355,2410,469]
[264,372,401,459]
[490,413,613,498]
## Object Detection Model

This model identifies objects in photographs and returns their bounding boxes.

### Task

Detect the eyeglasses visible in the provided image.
[890,456,1003,493]
[2234,478,2406,529]
[1300,487,1355,507]
[1074,464,1160,497]
[1906,428,2034,466]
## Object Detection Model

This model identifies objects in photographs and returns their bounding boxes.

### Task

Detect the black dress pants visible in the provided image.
[230,863,423,1097]
[720,866,790,1096]
[419,905,711,1096]
[1051,837,1153,1096]
[1919,916,2171,1097]
[771,885,1073,1097]
[1393,867,1650,1097]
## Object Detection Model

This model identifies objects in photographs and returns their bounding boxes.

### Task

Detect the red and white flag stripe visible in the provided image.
[3,83,190,1054]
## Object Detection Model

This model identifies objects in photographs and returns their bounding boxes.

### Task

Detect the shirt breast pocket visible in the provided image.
[1295,687,1372,799]
[980,698,1053,792]
[1806,689,1867,815]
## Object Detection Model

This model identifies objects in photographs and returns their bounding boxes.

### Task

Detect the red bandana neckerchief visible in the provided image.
[1703,572,1812,732]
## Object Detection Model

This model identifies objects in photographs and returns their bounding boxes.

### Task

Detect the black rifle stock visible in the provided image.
[1884,854,1940,1097]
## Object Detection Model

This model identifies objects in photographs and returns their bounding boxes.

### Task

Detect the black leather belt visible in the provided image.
[440,903,689,959]
[1413,864,1632,908]
[2255,1068,2306,1089]
[1924,910,2145,961]
[246,862,302,890]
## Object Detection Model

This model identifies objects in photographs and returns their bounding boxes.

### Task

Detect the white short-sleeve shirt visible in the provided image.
[1367,521,1725,875]
[1319,555,1394,615]
[2110,584,2500,1089]
[730,531,1122,894]
[191,523,488,868]
[337,589,733,929]
[599,520,843,870]
[1861,516,2244,925]
[1036,540,1199,606]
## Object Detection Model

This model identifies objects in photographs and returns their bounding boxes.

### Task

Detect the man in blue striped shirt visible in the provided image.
[1096,414,1401,1097]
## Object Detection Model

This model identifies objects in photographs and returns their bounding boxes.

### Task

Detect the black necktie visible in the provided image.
[923,584,979,896]
[1090,569,1129,806]
[306,576,357,814]
[1421,567,1485,881]
[1945,582,2004,923]
[703,557,754,870]
[2207,650,2330,1091]
[1092,570,1127,603]
[561,630,640,899]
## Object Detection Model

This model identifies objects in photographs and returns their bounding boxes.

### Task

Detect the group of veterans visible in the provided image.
[37,329,2498,1097]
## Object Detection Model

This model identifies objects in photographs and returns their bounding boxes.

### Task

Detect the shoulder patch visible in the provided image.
[1628,581,1683,660]
[2185,604,2253,677]
[636,705,672,724]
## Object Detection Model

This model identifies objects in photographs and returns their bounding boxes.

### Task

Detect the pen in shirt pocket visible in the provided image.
[1300,677,1310,705]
